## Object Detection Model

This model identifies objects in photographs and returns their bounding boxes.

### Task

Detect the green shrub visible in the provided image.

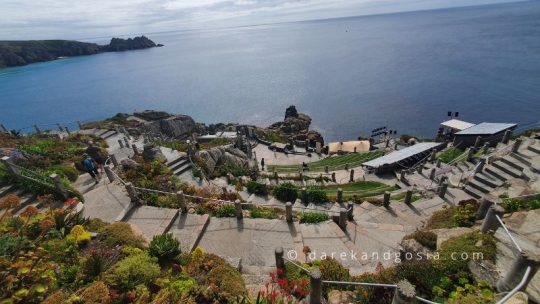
[435,231,496,274]
[437,148,464,164]
[105,253,161,291]
[299,212,329,224]
[246,181,268,195]
[52,164,79,182]
[215,204,237,217]
[0,233,32,256]
[502,198,540,212]
[148,233,181,265]
[206,264,247,302]
[425,206,457,229]
[453,203,477,227]
[99,222,146,248]
[307,187,327,204]
[404,231,437,250]
[272,182,298,202]
[250,207,276,219]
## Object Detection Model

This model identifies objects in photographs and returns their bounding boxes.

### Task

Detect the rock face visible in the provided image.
[196,146,251,176]
[267,105,324,147]
[139,111,199,139]
[142,144,166,162]
[327,290,356,304]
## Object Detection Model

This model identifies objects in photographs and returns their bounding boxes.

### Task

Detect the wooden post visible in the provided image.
[476,197,493,220]
[392,280,416,304]
[404,190,413,205]
[337,188,343,204]
[331,172,336,183]
[309,268,322,304]
[429,149,436,162]
[104,165,115,183]
[416,164,423,175]
[286,202,293,223]
[339,208,347,230]
[467,147,475,161]
[275,247,285,278]
[475,158,486,174]
[325,166,329,173]
[349,169,355,182]
[177,191,187,213]
[436,159,441,168]
[400,170,406,181]
[496,251,540,292]
[49,174,68,199]
[125,182,138,203]
[235,200,243,220]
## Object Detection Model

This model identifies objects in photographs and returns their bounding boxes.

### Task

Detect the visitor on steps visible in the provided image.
[82,153,100,184]
[85,141,105,174]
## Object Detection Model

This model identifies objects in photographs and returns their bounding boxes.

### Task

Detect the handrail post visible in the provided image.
[339,208,347,230]
[496,251,540,292]
[392,280,416,304]
[438,182,448,198]
[110,154,119,167]
[275,247,285,278]
[337,188,343,204]
[476,197,493,220]
[481,205,504,233]
[429,168,436,180]
[49,173,69,199]
[467,147,475,161]
[475,158,486,174]
[125,182,138,203]
[483,142,490,154]
[416,164,423,174]
[347,202,354,220]
[436,159,441,168]
[235,199,243,220]
[309,268,322,304]
[383,191,391,207]
[512,138,523,153]
[285,202,293,223]
[404,190,413,205]
[331,172,336,183]
[177,191,187,213]
[132,144,139,155]
[301,187,308,204]
[429,149,436,163]
[474,136,482,148]
[349,169,355,182]
[123,137,129,148]
[502,129,512,144]
[118,139,124,149]
[104,165,115,183]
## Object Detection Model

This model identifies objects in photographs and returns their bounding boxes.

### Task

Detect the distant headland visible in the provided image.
[0,36,162,68]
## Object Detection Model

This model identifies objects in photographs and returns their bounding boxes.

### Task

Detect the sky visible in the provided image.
[1,0,525,40]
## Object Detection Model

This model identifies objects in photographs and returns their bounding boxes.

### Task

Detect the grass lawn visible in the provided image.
[322,181,397,199]
[268,151,384,173]
[391,191,422,203]
[437,147,465,163]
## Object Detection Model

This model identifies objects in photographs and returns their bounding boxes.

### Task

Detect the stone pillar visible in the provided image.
[349,169,355,182]
[104,165,115,183]
[347,202,354,220]
[338,208,347,230]
[235,200,243,220]
[429,149,436,162]
[496,251,540,292]
[392,280,416,304]
[308,268,322,304]
[383,191,391,207]
[132,144,139,155]
[467,147,475,161]
[123,137,129,148]
[286,202,293,223]
[502,129,512,144]
[125,182,138,203]
[331,172,336,183]
[1,156,20,178]
[118,139,124,149]
[301,187,308,204]
[177,191,187,213]
[33,124,42,135]
[475,158,486,174]
[429,168,436,180]
[481,205,505,233]
[512,138,523,153]
[476,197,493,220]
[50,174,68,199]
[474,136,482,148]
[404,190,413,205]
[436,159,441,168]
[275,247,285,278]
[337,188,343,204]
[110,154,118,167]
[438,182,448,198]
[77,121,83,130]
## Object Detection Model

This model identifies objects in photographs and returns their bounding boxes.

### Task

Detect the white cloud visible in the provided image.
[0,0,524,40]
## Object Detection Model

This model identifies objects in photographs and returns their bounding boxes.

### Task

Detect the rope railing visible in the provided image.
[283,257,311,273]
[495,214,523,253]
[321,280,397,288]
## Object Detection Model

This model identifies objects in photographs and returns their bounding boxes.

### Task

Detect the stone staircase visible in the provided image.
[166,155,192,176]
[0,182,69,216]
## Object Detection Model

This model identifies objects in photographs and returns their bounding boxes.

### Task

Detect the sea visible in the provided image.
[1,1,539,141]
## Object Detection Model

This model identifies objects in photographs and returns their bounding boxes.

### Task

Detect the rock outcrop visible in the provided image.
[138,110,201,139]
[141,144,166,162]
[195,146,251,176]
[267,105,324,147]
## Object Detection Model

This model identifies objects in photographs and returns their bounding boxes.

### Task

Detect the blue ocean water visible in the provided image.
[1,1,539,141]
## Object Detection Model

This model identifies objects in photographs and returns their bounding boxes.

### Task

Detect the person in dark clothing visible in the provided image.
[260,158,265,170]
[82,153,100,184]
[85,141,105,174]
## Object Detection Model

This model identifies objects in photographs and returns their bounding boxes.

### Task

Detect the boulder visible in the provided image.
[327,290,356,304]
[267,105,324,147]
[134,110,172,121]
[143,114,198,139]
[120,158,138,170]
[142,144,166,163]
[196,146,251,176]
[400,239,432,259]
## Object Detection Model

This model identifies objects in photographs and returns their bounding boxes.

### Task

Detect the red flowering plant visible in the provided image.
[258,269,309,303]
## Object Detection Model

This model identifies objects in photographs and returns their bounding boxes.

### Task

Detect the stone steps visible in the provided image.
[167,213,210,253]
[464,186,484,199]
[491,160,523,178]
[101,130,119,139]
[13,195,41,216]
[124,205,179,242]
[473,172,503,188]
[172,162,192,176]
[466,179,492,194]
[508,152,532,167]
[527,144,540,155]
[485,165,514,181]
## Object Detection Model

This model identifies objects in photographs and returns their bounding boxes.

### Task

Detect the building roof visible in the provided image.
[456,122,517,135]
[362,142,441,168]
[328,140,370,154]
[440,119,475,131]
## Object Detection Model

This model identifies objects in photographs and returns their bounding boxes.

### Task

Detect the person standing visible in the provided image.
[81,153,100,184]
[85,141,105,174]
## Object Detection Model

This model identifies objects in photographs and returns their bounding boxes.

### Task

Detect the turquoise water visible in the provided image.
[1,1,539,141]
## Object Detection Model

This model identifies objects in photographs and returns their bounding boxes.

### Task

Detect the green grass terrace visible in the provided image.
[322,181,398,200]
[268,151,384,173]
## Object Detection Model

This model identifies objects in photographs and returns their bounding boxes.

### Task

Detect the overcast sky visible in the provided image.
[1,0,524,40]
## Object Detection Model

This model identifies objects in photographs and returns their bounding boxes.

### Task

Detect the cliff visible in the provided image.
[0,36,161,68]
